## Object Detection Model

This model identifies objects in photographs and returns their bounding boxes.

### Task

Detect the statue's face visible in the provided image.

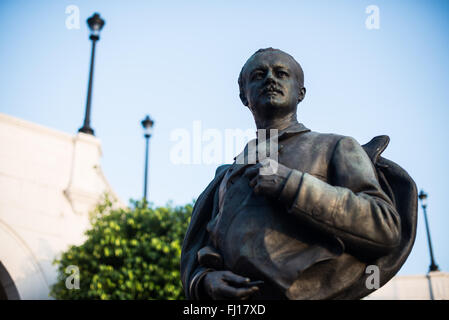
[241,51,304,116]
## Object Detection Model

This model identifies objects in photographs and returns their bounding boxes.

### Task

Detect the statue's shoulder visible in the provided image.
[304,129,344,139]
[301,130,350,149]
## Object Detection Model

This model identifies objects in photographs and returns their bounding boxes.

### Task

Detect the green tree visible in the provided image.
[50,196,192,300]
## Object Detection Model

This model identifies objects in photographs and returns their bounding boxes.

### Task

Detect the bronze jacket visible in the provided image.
[181,123,414,300]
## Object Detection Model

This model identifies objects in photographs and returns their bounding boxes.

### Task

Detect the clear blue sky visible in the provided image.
[1,0,448,276]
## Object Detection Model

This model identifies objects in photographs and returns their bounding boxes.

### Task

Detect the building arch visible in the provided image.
[0,220,49,299]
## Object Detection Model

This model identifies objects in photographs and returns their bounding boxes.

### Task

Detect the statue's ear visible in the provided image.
[240,91,249,107]
[298,87,306,103]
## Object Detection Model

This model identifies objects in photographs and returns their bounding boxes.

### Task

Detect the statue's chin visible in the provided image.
[253,100,295,117]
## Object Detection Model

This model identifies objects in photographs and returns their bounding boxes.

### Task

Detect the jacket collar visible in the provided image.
[233,122,310,161]
[272,122,310,140]
[254,122,310,143]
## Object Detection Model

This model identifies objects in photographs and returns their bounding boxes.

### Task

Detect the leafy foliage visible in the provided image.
[50,196,192,300]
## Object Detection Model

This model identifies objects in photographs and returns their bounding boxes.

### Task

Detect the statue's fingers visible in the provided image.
[223,272,250,285]
[235,286,259,299]
[243,164,261,179]
[218,286,258,299]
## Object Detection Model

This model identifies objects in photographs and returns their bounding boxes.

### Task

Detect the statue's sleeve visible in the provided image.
[278,136,401,259]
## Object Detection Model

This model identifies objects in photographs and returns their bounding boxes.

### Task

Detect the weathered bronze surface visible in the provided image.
[181,48,417,300]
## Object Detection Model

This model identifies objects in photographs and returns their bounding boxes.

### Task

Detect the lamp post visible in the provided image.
[418,190,439,272]
[141,115,154,203]
[79,13,105,136]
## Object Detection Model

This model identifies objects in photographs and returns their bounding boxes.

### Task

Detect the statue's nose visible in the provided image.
[264,70,275,84]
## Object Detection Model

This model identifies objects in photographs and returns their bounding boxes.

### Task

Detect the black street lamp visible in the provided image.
[141,115,155,203]
[79,13,105,136]
[418,190,439,273]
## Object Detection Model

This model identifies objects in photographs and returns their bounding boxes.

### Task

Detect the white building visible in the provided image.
[0,113,123,299]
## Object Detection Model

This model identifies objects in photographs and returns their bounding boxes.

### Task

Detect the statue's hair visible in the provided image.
[238,48,304,104]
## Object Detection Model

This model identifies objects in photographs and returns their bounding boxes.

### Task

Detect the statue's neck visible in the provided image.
[254,113,298,132]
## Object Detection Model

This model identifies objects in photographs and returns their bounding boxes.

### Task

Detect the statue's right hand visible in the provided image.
[202,270,259,300]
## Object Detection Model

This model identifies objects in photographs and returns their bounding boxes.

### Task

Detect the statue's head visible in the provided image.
[238,48,306,119]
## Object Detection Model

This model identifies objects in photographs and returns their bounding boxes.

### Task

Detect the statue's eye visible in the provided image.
[277,71,288,78]
[252,71,264,80]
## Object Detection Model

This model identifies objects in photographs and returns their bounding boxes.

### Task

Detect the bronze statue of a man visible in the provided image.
[181,48,417,300]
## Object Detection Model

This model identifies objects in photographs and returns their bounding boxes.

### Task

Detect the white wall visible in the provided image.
[365,271,449,300]
[0,113,123,299]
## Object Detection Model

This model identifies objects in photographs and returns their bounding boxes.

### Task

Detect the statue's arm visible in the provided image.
[279,136,401,258]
